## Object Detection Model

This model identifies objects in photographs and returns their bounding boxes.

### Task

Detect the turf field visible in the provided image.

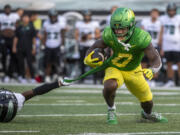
[0,84,180,135]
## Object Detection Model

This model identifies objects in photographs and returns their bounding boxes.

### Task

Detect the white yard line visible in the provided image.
[56,100,85,103]
[1,83,180,90]
[54,89,180,96]
[25,102,180,107]
[76,132,180,135]
[0,130,40,133]
[17,112,180,117]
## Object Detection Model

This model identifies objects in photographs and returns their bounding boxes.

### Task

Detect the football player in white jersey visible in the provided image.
[141,9,161,87]
[42,9,66,83]
[75,10,101,83]
[0,4,20,83]
[159,3,180,87]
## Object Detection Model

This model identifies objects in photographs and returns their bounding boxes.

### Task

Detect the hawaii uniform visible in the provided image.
[102,26,152,102]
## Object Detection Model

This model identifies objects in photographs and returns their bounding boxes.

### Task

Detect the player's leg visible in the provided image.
[45,48,52,82]
[52,47,61,80]
[103,67,124,124]
[164,51,175,87]
[123,65,168,123]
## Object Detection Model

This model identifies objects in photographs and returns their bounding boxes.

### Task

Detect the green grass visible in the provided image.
[0,85,180,135]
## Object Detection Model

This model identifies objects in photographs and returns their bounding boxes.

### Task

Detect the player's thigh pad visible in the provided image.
[122,65,153,102]
[103,67,124,88]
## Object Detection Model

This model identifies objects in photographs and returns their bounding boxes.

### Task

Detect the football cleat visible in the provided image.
[107,109,118,125]
[141,110,168,123]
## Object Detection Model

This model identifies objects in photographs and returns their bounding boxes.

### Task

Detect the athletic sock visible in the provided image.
[108,104,116,110]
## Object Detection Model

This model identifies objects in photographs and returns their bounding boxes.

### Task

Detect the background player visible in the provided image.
[84,8,168,124]
[159,2,180,87]
[0,5,20,83]
[42,9,66,83]
[75,10,101,83]
[0,78,69,122]
[141,8,161,87]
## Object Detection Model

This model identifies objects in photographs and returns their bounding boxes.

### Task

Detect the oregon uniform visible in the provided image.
[102,26,152,102]
[84,7,168,124]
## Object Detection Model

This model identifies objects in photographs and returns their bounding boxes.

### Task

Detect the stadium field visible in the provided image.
[0,84,180,135]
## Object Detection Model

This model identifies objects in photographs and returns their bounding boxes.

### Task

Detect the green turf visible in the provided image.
[0,85,180,135]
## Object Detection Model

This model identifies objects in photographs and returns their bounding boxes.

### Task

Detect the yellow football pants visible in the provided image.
[103,65,153,102]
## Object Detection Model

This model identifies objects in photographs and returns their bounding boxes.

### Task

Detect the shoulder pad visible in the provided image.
[132,27,152,49]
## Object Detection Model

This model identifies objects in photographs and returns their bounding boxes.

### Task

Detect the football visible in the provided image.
[91,48,105,63]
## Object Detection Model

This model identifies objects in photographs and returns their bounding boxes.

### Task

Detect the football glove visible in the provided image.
[84,51,103,68]
[142,68,153,80]
[59,77,71,86]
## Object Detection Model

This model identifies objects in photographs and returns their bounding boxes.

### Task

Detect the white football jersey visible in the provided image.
[43,20,65,48]
[141,18,161,48]
[106,14,111,26]
[160,14,180,52]
[0,13,19,30]
[75,21,100,47]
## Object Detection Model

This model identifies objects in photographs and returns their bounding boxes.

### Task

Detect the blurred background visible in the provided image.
[0,0,180,87]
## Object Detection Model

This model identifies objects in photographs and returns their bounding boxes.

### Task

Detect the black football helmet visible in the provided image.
[167,2,177,11]
[167,2,177,17]
[48,9,58,24]
[0,89,18,122]
[82,10,92,22]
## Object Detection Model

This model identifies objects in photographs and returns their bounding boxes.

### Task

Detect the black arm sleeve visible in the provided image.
[32,81,59,96]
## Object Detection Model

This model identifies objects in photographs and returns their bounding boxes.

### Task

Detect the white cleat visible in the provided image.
[45,76,51,83]
[29,79,37,84]
[4,76,10,83]
[18,76,27,84]
[164,80,175,87]
[150,80,156,88]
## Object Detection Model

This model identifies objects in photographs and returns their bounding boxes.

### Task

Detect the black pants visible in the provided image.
[45,47,61,75]
[1,37,18,77]
[17,48,34,78]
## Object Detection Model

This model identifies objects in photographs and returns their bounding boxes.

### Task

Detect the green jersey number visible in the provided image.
[148,30,158,39]
[164,25,175,35]
[112,53,133,68]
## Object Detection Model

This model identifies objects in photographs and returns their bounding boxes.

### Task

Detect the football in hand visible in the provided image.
[91,48,106,63]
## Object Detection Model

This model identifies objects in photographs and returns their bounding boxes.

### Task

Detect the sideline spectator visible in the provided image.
[16,8,24,19]
[42,9,66,83]
[159,2,180,87]
[12,14,36,83]
[0,4,20,83]
[75,10,101,83]
[141,8,161,87]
